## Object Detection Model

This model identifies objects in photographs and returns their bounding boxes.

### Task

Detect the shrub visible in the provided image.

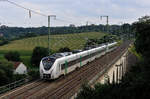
[13,74,27,81]
[4,51,21,61]
[31,46,49,67]
[0,60,13,86]
[58,47,71,52]
[28,69,39,80]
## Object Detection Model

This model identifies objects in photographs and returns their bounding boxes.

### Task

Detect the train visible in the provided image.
[40,42,117,80]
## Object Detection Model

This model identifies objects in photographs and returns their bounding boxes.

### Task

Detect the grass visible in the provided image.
[128,45,142,60]
[0,32,105,68]
[117,40,123,46]
[0,32,105,53]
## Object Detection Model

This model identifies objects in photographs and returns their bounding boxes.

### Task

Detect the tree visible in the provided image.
[4,51,21,61]
[0,69,8,86]
[58,47,71,52]
[0,60,13,86]
[0,37,9,46]
[133,16,150,58]
[77,16,150,99]
[31,46,49,66]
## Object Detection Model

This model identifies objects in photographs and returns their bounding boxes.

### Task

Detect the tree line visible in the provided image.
[0,24,133,40]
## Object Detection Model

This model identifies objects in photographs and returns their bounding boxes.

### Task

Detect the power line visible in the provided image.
[55,18,84,26]
[1,0,48,17]
[0,0,98,27]
[0,0,82,26]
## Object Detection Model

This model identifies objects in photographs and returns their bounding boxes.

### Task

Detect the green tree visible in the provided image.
[4,51,21,61]
[31,46,49,66]
[0,60,13,86]
[0,37,9,46]
[58,47,71,52]
[0,69,9,86]
[133,16,150,58]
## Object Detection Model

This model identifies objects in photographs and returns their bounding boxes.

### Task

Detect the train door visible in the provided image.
[59,64,61,75]
[65,60,68,75]
[59,63,64,75]
[76,54,79,67]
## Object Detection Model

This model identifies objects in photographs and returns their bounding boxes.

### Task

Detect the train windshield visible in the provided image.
[42,57,55,71]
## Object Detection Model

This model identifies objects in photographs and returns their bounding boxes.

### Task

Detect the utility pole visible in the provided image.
[86,21,89,26]
[100,15,109,63]
[48,15,56,55]
[119,22,123,41]
[100,16,109,33]
[101,16,110,83]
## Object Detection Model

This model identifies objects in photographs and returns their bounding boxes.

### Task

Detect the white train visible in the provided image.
[40,42,117,80]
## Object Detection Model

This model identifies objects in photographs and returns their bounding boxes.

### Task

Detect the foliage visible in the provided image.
[0,37,9,46]
[0,60,27,86]
[84,34,119,48]
[128,45,142,60]
[13,74,27,81]
[0,24,133,40]
[4,51,21,61]
[31,46,49,67]
[77,15,150,99]
[133,16,150,58]
[0,60,13,86]
[58,47,71,52]
[77,59,150,99]
[28,69,39,80]
[77,83,94,99]
[0,32,105,52]
[0,32,105,69]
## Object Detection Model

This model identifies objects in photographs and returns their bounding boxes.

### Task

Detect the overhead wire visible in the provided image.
[1,0,86,26]
[4,0,48,17]
[0,0,96,50]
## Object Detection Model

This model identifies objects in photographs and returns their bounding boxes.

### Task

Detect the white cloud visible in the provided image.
[0,0,150,27]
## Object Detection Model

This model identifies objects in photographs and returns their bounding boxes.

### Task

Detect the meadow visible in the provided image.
[0,32,105,68]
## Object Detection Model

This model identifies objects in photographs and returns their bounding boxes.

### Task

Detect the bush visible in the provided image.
[4,51,21,61]
[133,16,150,58]
[0,37,9,46]
[0,60,13,86]
[28,69,39,80]
[13,74,27,81]
[58,47,71,52]
[31,46,49,67]
[0,69,9,86]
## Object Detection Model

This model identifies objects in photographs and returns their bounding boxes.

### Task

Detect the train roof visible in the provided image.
[42,52,73,61]
[42,42,117,62]
[56,44,107,62]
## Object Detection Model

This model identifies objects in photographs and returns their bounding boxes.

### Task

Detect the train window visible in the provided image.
[42,57,55,71]
[68,59,77,67]
[61,49,107,70]
[61,63,65,70]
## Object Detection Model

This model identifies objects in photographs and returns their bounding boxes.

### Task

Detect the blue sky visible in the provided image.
[0,0,150,27]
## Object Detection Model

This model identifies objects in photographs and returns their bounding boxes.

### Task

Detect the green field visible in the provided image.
[0,32,105,54]
[0,32,105,67]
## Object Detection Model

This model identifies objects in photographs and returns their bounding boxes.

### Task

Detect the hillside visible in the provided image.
[0,32,105,67]
[0,25,130,39]
[0,32,105,54]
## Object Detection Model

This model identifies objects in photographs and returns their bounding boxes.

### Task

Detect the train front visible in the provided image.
[40,56,56,79]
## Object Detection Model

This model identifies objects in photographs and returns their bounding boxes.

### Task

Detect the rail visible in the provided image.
[0,77,29,94]
[89,48,128,85]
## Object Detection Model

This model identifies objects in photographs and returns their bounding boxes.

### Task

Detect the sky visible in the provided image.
[0,0,150,27]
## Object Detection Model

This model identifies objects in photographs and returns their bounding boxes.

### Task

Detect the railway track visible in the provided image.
[0,41,130,99]
[40,41,130,99]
